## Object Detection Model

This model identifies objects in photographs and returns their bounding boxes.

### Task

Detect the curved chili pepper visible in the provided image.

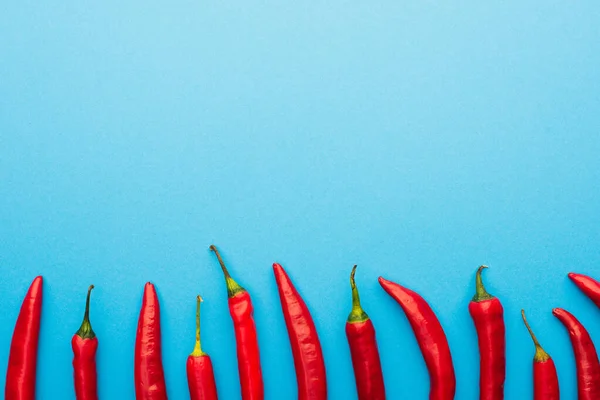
[346,265,385,400]
[468,266,505,400]
[520,310,559,400]
[552,307,600,399]
[273,262,327,400]
[378,276,455,400]
[72,285,98,400]
[134,282,168,400]
[210,245,264,400]
[568,272,600,309]
[5,275,43,400]
[187,295,218,400]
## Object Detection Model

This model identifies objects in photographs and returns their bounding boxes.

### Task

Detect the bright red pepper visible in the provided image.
[345,266,385,400]
[187,295,218,400]
[521,310,559,400]
[210,245,264,400]
[273,262,327,400]
[72,285,98,400]
[134,282,168,400]
[552,307,600,399]
[5,276,43,400]
[468,266,505,400]
[568,272,600,309]
[379,276,455,400]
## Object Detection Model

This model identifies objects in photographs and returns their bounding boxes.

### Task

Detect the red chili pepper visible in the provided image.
[5,275,43,400]
[468,266,505,400]
[378,276,455,400]
[346,265,385,400]
[134,282,168,400]
[568,272,600,309]
[72,285,98,400]
[520,310,559,400]
[210,245,264,400]
[552,308,600,399]
[273,262,327,400]
[187,295,218,400]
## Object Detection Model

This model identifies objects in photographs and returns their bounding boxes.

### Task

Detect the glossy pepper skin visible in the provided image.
[210,245,264,400]
[468,266,505,400]
[379,276,455,400]
[5,276,43,400]
[273,262,327,400]
[134,282,168,400]
[521,310,559,400]
[72,285,98,400]
[346,266,385,400]
[568,272,600,309]
[186,295,218,400]
[552,308,600,400]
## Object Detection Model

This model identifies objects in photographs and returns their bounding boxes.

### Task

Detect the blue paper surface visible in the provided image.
[1,1,600,399]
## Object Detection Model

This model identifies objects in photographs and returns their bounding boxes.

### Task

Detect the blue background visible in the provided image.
[1,1,599,399]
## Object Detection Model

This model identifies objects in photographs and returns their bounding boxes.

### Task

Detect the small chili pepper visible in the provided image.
[72,285,98,400]
[134,282,168,400]
[379,276,455,400]
[552,307,600,399]
[346,265,385,400]
[273,262,327,400]
[5,275,43,400]
[210,245,264,400]
[468,266,505,400]
[568,272,600,309]
[520,310,559,400]
[187,295,218,400]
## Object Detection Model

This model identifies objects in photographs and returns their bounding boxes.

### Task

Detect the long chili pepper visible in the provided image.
[273,262,327,400]
[346,265,385,400]
[568,272,600,309]
[187,295,218,400]
[468,266,505,400]
[5,275,43,400]
[134,282,168,400]
[520,310,559,400]
[210,245,264,400]
[72,285,98,400]
[552,307,600,399]
[379,276,455,400]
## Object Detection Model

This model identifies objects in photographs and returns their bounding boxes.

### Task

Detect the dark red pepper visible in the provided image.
[273,262,327,400]
[379,276,455,400]
[552,308,600,399]
[346,266,385,400]
[5,275,43,400]
[210,245,264,400]
[568,272,600,309]
[468,266,505,400]
[186,295,218,400]
[521,310,559,400]
[134,282,168,400]
[72,285,98,400]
